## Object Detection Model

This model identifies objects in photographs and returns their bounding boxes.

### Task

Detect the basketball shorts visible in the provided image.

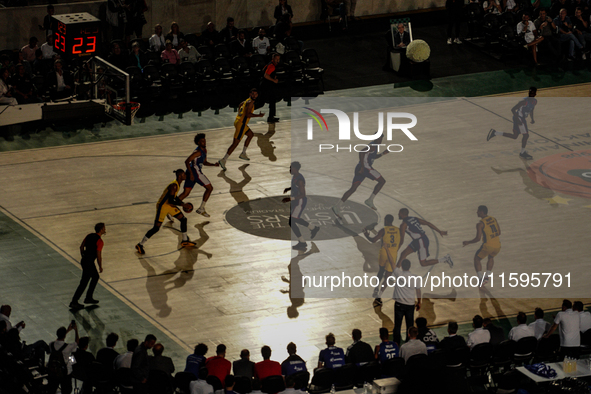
[409,236,430,261]
[155,203,181,223]
[476,242,501,259]
[353,164,382,184]
[184,168,211,189]
[513,115,528,134]
[234,121,251,141]
[379,247,399,272]
[291,197,307,219]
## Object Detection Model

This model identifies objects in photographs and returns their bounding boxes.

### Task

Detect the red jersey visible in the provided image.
[254,359,282,380]
[205,355,231,386]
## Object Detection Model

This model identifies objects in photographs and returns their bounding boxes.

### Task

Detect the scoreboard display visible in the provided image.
[52,13,101,56]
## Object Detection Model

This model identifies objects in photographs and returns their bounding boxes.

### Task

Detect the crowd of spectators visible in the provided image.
[2,299,591,393]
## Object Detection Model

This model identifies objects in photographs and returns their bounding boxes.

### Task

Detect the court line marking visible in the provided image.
[461,98,574,151]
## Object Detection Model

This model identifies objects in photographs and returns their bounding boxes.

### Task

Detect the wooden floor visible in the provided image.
[1,85,590,366]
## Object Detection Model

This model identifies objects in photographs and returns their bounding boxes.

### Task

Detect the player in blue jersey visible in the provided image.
[317,333,346,369]
[374,327,400,361]
[487,86,537,160]
[282,162,320,251]
[397,208,453,268]
[332,135,388,216]
[177,133,219,218]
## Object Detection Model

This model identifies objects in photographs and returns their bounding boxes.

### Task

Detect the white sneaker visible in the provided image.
[218,159,226,171]
[239,152,250,161]
[447,38,452,45]
[454,38,462,44]
[583,53,587,60]
[364,199,376,210]
[196,208,210,218]
[444,253,454,268]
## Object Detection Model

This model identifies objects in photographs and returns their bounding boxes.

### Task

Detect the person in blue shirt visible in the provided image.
[374,327,400,362]
[317,333,345,369]
[281,342,307,376]
[185,343,208,378]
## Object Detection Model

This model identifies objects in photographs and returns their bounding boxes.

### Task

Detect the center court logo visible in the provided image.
[303,108,418,153]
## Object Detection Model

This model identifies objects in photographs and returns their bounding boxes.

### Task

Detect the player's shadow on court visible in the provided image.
[334,221,380,273]
[373,301,394,332]
[218,164,252,212]
[253,125,277,162]
[478,285,506,321]
[491,166,557,205]
[139,222,212,317]
[73,307,105,355]
[281,242,320,319]
[418,288,457,326]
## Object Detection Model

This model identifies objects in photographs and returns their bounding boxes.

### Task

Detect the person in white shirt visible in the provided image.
[508,312,535,342]
[573,301,591,333]
[41,35,56,59]
[517,13,544,65]
[467,315,491,349]
[48,322,79,394]
[190,368,215,394]
[277,374,298,394]
[400,326,428,362]
[529,307,551,340]
[544,299,581,359]
[179,39,201,64]
[149,24,166,53]
[252,28,270,55]
[115,338,139,369]
[392,258,422,346]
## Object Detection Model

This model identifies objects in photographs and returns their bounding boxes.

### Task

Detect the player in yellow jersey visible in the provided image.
[135,169,196,255]
[462,205,501,286]
[363,214,401,306]
[218,88,265,170]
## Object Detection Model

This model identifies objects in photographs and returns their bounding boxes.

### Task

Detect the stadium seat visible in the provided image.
[333,363,357,390]
[492,340,517,373]
[309,367,334,394]
[356,361,380,385]
[381,357,405,378]
[513,337,538,365]
[174,371,197,394]
[206,375,223,391]
[214,44,231,59]
[147,369,174,394]
[198,45,213,60]
[534,335,559,363]
[469,343,493,377]
[234,375,252,394]
[291,370,310,390]
[261,375,285,394]
[184,33,199,47]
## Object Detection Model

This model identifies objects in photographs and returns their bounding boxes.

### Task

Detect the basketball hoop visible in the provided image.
[112,101,141,125]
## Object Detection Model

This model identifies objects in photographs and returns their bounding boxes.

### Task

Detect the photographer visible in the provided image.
[48,321,80,394]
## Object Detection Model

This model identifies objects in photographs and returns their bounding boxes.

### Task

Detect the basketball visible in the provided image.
[183,203,194,213]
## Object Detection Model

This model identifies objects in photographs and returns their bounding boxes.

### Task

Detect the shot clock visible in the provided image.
[52,13,101,56]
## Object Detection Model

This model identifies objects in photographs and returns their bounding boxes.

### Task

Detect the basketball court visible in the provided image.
[0,85,590,368]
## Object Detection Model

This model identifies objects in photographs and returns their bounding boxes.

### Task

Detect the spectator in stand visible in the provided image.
[483,318,505,345]
[416,317,439,352]
[148,343,175,378]
[572,7,591,50]
[529,308,551,340]
[483,0,502,14]
[73,336,95,370]
[233,30,252,57]
[131,334,157,393]
[33,49,50,76]
[0,305,26,332]
[11,63,40,104]
[21,37,39,63]
[41,35,56,60]
[205,344,232,386]
[47,59,74,101]
[374,327,399,361]
[317,333,346,369]
[186,343,208,379]
[345,329,374,365]
[202,22,220,47]
[179,39,201,63]
[535,8,561,58]
[128,0,148,39]
[508,312,536,341]
[190,368,214,394]
[254,345,281,380]
[545,299,581,358]
[225,375,238,394]
[251,379,263,394]
[446,0,463,44]
[467,315,491,349]
[274,13,293,43]
[504,0,519,12]
[220,17,239,44]
[115,338,139,369]
[48,322,79,394]
[324,0,347,29]
[252,28,271,56]
[278,375,297,394]
[260,53,280,124]
[233,349,255,378]
[129,42,147,70]
[106,0,126,41]
[550,0,567,18]
[96,332,119,370]
[166,21,185,49]
[518,13,544,65]
[554,8,585,60]
[108,42,129,70]
[440,321,466,351]
[399,327,427,362]
[281,342,307,376]
[274,0,294,24]
[39,5,57,37]
[149,24,166,53]
[161,40,180,64]
[573,301,591,333]
[16,51,32,77]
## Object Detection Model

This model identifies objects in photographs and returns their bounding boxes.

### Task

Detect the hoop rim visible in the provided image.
[113,101,141,111]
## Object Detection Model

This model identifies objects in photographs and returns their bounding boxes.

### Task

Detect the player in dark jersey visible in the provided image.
[177,133,219,218]
[374,327,400,361]
[282,162,320,251]
[332,135,388,217]
[317,333,346,369]
[135,169,196,255]
[487,86,537,160]
[397,208,453,268]
[70,222,106,309]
